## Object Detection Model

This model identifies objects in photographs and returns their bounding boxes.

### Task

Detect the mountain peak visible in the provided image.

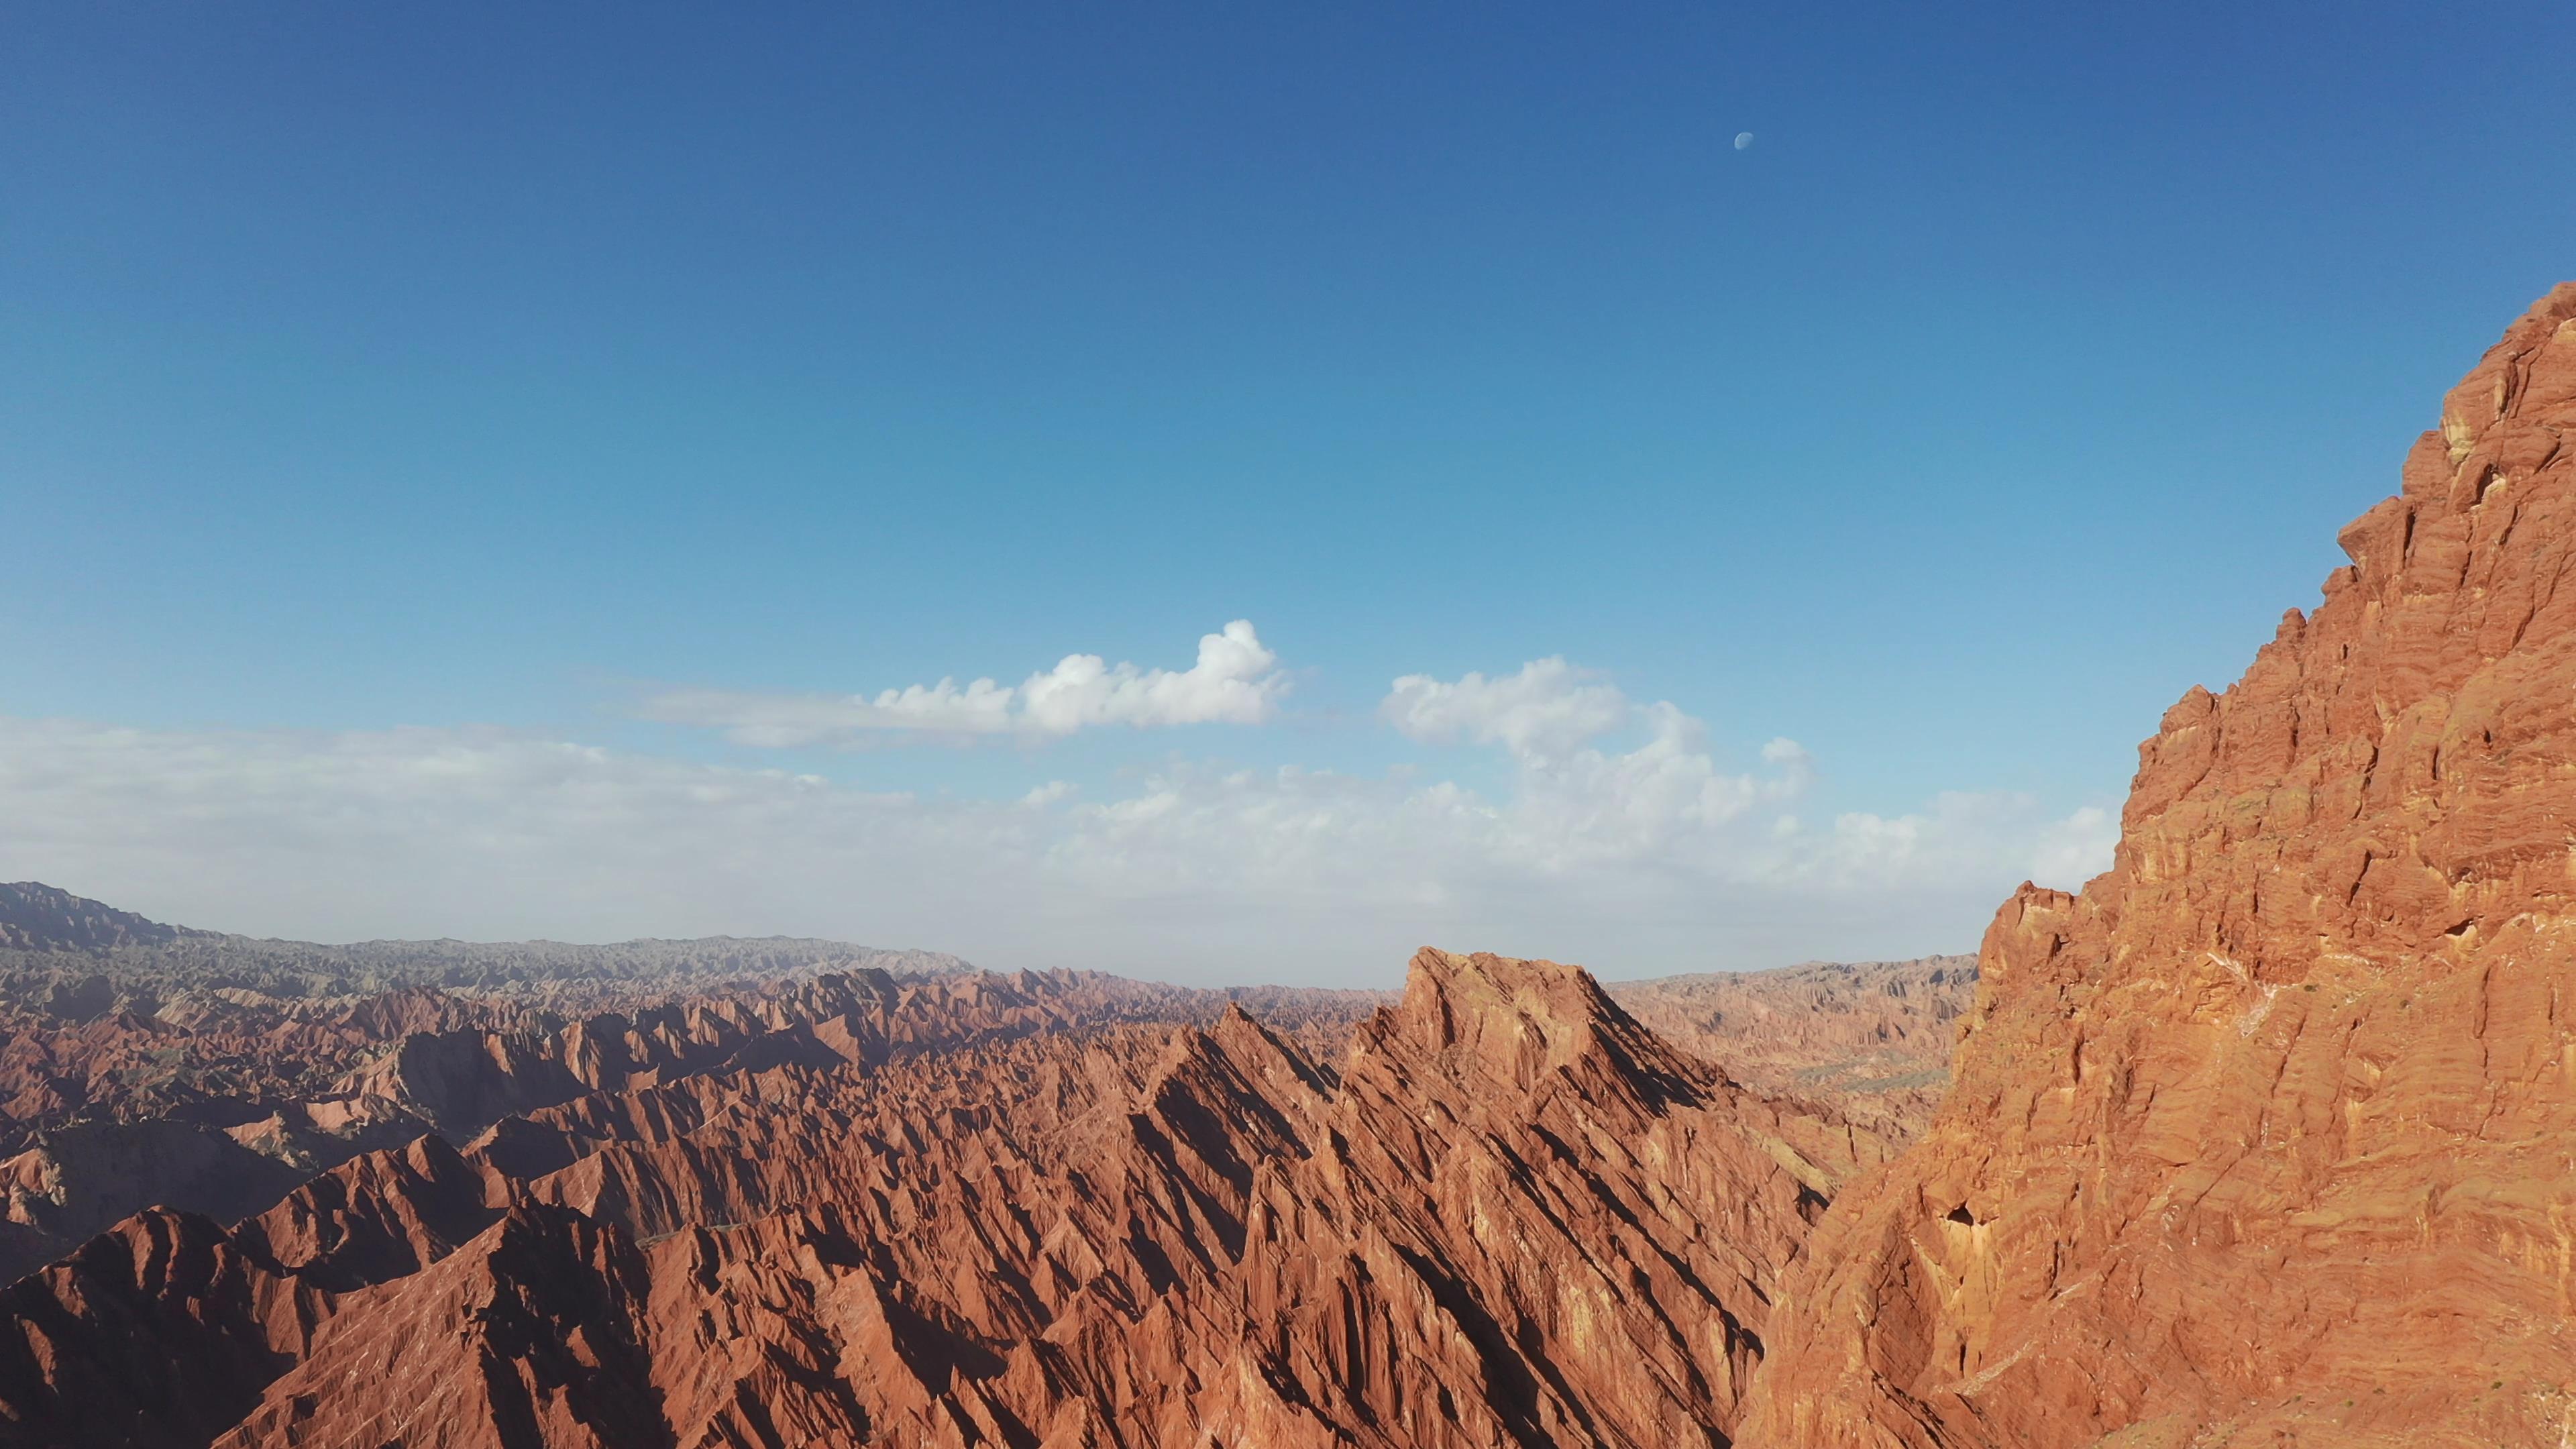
[0,883,196,955]
[1381,947,1695,1096]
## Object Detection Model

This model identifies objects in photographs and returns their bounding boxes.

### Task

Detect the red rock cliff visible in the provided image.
[1739,284,2576,1445]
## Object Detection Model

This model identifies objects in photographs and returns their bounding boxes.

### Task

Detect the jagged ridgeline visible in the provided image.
[0,886,1399,1301]
[0,949,1896,1448]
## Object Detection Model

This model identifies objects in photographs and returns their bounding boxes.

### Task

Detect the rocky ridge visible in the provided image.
[0,884,1966,1312]
[0,883,201,957]
[0,883,975,1006]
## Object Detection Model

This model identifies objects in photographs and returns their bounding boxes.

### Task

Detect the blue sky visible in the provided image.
[3,3,2571,984]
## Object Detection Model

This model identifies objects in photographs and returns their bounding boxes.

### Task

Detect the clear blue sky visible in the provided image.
[3,3,2571,983]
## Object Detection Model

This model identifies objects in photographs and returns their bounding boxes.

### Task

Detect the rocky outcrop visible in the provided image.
[0,1121,312,1284]
[0,1208,323,1449]
[1737,284,2576,1444]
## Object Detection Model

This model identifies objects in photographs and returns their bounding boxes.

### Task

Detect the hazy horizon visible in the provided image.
[3,875,1981,987]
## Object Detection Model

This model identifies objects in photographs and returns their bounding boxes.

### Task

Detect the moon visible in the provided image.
[1733,131,1754,151]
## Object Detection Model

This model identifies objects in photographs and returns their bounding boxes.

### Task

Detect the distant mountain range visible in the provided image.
[0,883,1976,1330]
[0,880,975,1000]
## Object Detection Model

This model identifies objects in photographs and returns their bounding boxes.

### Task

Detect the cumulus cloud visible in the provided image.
[1795,793,2118,894]
[1377,662,1823,872]
[643,621,1286,747]
[1019,621,1283,735]
[2027,805,2121,888]
[1383,657,1630,761]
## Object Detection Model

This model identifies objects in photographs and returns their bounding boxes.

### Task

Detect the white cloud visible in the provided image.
[0,654,2117,986]
[641,621,1286,747]
[2028,805,2119,888]
[1383,657,1629,761]
[1375,664,1823,873]
[1018,780,1077,809]
[1798,793,2099,892]
[1019,621,1283,735]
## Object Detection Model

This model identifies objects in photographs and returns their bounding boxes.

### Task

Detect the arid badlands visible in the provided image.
[4,284,2574,1447]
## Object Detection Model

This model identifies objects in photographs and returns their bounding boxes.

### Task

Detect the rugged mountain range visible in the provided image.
[0,892,986,1283]
[0,886,1974,1306]
[0,883,203,956]
[0,947,1892,1448]
[0,908,1390,1289]
[2,283,2570,1446]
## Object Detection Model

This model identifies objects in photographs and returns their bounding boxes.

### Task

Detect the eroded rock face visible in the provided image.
[1187,949,1890,1448]
[0,957,1386,1286]
[0,949,1896,1448]
[1738,284,2576,1445]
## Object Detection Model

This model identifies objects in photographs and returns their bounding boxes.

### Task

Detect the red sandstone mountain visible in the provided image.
[0,891,981,1180]
[0,947,1895,1448]
[0,898,1385,1287]
[1737,284,2576,1444]
[0,885,1949,1304]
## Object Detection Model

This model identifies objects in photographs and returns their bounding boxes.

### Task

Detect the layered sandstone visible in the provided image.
[0,949,1896,1448]
[1738,285,2576,1444]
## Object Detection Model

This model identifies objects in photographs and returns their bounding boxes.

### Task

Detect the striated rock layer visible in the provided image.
[1739,285,2576,1444]
[0,912,1383,1287]
[0,949,1895,1448]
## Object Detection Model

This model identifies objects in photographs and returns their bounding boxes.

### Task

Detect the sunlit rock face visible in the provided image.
[1739,283,2576,1448]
